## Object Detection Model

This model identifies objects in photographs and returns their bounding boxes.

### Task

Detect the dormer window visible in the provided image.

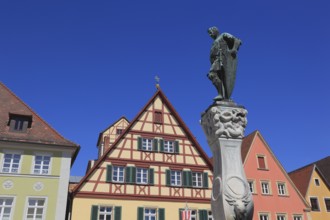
[8,114,32,133]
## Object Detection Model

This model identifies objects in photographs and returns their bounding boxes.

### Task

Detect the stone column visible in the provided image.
[201,101,253,220]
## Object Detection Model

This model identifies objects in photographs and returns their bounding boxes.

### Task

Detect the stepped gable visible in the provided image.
[0,82,79,148]
[73,87,213,194]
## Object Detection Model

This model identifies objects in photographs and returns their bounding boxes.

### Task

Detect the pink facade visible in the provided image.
[242,131,310,220]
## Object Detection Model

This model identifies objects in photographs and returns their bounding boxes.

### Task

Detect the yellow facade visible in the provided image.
[306,169,330,220]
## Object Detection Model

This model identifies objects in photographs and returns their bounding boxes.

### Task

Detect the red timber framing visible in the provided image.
[73,88,213,203]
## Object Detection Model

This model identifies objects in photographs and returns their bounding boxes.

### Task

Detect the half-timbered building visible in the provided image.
[71,88,214,220]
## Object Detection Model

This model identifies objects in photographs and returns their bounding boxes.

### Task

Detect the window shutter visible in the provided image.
[166,169,171,186]
[198,210,208,220]
[126,167,136,184]
[203,172,209,188]
[174,141,180,154]
[257,156,266,169]
[158,208,165,220]
[131,167,136,183]
[137,207,144,220]
[153,139,158,152]
[106,165,112,182]
[149,168,154,185]
[179,209,184,220]
[114,206,122,220]
[183,171,192,187]
[159,139,164,152]
[90,205,98,220]
[138,137,142,150]
[125,167,131,183]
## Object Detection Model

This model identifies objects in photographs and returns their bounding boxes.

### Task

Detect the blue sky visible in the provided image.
[1,0,329,176]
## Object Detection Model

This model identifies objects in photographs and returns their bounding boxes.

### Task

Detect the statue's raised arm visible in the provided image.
[207,26,242,101]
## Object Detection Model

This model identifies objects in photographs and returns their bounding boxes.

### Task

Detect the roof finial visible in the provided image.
[155,75,160,89]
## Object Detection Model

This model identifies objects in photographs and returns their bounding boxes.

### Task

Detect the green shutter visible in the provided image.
[106,165,112,182]
[126,167,136,183]
[174,141,179,153]
[153,139,158,152]
[138,137,142,150]
[114,206,122,220]
[137,207,144,220]
[199,210,208,220]
[159,139,164,152]
[90,205,98,220]
[203,172,209,188]
[166,169,171,186]
[183,171,192,187]
[158,208,165,220]
[149,168,154,185]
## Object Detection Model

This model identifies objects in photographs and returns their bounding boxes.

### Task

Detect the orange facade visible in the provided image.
[242,132,310,220]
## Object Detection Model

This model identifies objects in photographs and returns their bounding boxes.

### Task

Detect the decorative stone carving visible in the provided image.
[201,104,247,143]
[2,180,14,189]
[201,102,253,220]
[33,182,44,191]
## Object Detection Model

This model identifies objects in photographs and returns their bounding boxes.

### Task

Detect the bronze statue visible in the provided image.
[207,26,242,100]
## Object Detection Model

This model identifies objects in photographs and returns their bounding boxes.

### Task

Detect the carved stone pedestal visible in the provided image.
[201,101,253,220]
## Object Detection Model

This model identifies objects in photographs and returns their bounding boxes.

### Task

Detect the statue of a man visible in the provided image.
[207,26,242,100]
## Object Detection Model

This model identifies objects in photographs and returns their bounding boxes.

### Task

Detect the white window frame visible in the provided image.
[24,197,47,220]
[112,166,125,183]
[293,215,303,220]
[136,168,148,184]
[98,205,113,220]
[192,172,203,188]
[32,153,52,175]
[248,180,256,194]
[0,196,15,220]
[1,150,22,173]
[164,140,174,153]
[142,138,153,151]
[190,209,197,220]
[171,170,182,186]
[276,213,286,220]
[277,182,287,196]
[207,210,214,220]
[144,208,157,220]
[259,213,270,220]
[261,181,271,195]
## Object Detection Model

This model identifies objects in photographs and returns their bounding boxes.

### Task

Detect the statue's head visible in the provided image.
[208,26,220,39]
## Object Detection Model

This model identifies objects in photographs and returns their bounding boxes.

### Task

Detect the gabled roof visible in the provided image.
[289,164,315,197]
[96,116,130,146]
[0,82,79,156]
[289,156,330,197]
[73,88,213,194]
[241,130,310,207]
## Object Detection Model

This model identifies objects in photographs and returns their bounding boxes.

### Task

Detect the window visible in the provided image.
[310,197,320,211]
[0,197,14,220]
[112,166,124,183]
[136,168,148,184]
[144,208,156,220]
[207,210,213,220]
[190,210,197,220]
[2,153,21,173]
[293,215,302,220]
[26,198,46,220]
[259,213,269,220]
[314,178,320,186]
[154,111,163,124]
[116,129,123,135]
[261,182,270,195]
[324,198,330,212]
[164,140,174,153]
[192,172,203,187]
[257,155,267,169]
[33,154,51,175]
[99,206,112,220]
[142,138,153,151]
[248,180,256,193]
[277,214,286,220]
[171,170,182,186]
[8,114,32,133]
[277,183,287,195]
